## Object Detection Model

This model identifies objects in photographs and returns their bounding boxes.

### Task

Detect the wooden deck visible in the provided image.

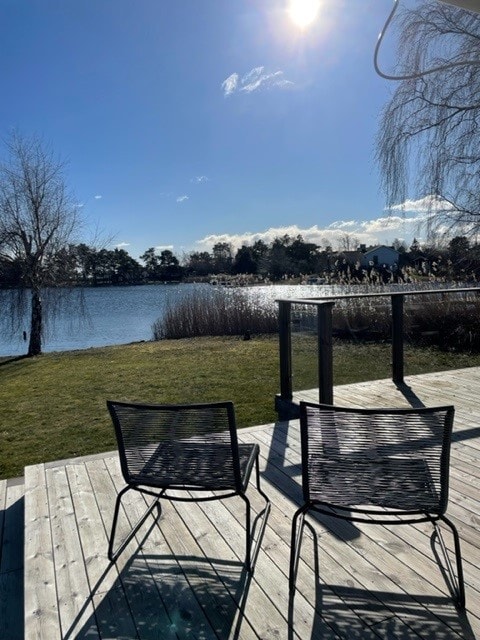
[2,368,480,639]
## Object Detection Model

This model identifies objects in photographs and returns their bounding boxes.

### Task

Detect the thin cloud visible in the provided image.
[191,176,209,184]
[222,73,239,97]
[389,196,478,239]
[176,195,189,203]
[94,195,102,199]
[155,244,174,251]
[241,69,291,93]
[222,66,294,97]
[388,195,451,213]
[115,242,130,248]
[328,220,360,231]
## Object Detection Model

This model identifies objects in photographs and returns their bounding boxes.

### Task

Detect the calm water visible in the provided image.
[0,281,449,357]
[0,282,335,356]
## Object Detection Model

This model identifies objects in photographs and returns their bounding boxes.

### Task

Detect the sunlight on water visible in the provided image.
[0,281,455,356]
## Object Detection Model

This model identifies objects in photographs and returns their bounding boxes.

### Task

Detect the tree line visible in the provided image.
[2,233,480,290]
[1,235,337,286]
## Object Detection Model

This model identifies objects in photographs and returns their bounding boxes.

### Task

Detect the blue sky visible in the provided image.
[1,0,427,260]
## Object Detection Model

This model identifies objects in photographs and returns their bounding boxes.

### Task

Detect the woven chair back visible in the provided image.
[300,403,454,514]
[107,400,242,491]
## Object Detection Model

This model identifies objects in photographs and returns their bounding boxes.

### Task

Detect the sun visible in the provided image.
[288,0,321,29]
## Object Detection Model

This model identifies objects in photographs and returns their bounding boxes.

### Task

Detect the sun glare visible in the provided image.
[288,0,321,29]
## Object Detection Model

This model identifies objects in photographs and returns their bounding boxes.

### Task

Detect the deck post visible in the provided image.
[278,300,293,403]
[391,294,404,384]
[318,302,335,405]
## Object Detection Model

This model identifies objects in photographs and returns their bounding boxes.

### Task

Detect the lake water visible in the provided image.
[0,281,456,357]
[0,282,339,356]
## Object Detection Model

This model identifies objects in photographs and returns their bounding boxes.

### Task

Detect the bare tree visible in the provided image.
[377,1,480,236]
[337,232,359,252]
[0,132,81,356]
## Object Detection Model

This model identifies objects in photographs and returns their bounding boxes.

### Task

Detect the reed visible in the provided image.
[153,285,480,352]
[153,287,278,339]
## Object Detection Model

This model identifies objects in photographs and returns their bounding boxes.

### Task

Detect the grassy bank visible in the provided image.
[1,335,480,479]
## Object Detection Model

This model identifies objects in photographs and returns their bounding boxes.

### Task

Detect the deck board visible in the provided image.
[45,465,97,639]
[245,424,474,640]
[0,478,24,640]
[3,366,480,639]
[24,463,60,639]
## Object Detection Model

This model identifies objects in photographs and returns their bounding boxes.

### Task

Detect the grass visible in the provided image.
[291,333,480,390]
[1,335,480,479]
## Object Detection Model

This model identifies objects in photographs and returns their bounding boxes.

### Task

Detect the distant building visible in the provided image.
[338,250,363,265]
[360,246,400,269]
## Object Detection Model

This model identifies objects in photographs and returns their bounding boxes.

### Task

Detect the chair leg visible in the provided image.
[435,515,466,608]
[240,492,253,572]
[252,454,271,571]
[239,455,271,574]
[254,453,271,508]
[108,486,161,562]
[289,504,309,593]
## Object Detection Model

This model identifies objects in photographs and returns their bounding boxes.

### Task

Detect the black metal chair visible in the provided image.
[289,402,465,608]
[107,399,271,572]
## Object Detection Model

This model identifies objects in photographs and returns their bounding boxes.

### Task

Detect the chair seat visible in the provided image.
[308,455,441,512]
[290,402,464,607]
[127,441,259,491]
[107,400,270,571]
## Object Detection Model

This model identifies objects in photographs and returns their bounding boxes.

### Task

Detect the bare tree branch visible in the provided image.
[377,1,480,238]
[0,132,82,355]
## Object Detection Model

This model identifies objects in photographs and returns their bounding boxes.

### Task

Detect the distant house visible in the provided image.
[337,250,363,266]
[360,245,400,269]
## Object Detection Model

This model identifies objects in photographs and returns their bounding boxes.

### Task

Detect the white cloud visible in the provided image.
[388,195,452,214]
[327,220,359,231]
[191,176,209,184]
[243,66,265,83]
[94,195,102,199]
[222,73,239,97]
[241,69,291,93]
[155,244,174,251]
[176,195,189,203]
[361,215,416,233]
[115,242,130,248]
[388,195,479,240]
[194,216,424,254]
[222,66,294,97]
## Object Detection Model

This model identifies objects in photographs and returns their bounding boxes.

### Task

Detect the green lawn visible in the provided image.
[1,335,479,479]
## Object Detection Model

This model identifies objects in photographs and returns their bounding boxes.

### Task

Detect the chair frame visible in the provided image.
[289,402,465,608]
[107,399,271,573]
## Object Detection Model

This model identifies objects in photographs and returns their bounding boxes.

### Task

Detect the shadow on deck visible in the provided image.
[1,367,480,639]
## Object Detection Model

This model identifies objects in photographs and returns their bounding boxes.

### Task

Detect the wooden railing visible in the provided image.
[275,286,480,419]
